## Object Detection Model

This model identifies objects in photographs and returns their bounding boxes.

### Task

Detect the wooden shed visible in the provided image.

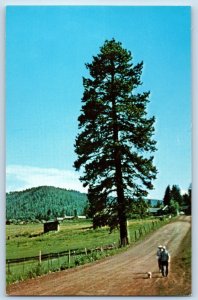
[43,220,60,233]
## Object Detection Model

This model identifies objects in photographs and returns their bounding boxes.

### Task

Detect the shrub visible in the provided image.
[27,264,44,278]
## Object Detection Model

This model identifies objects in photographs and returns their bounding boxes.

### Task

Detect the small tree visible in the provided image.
[74,39,157,246]
[46,209,51,221]
[135,199,149,219]
[74,209,78,219]
[169,199,179,216]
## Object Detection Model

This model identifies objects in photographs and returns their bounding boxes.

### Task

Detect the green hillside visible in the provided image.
[6,186,88,221]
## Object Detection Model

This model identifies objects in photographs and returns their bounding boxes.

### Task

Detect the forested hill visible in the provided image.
[6,186,88,221]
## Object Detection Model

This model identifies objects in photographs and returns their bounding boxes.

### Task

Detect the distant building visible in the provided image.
[64,216,75,220]
[147,205,169,216]
[147,207,161,215]
[43,220,60,233]
[56,217,65,222]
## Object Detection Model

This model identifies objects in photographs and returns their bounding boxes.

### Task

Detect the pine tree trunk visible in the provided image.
[119,214,129,247]
[111,72,129,247]
[115,158,129,247]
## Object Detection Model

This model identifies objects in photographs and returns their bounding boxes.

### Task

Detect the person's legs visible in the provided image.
[165,261,169,277]
[161,262,165,276]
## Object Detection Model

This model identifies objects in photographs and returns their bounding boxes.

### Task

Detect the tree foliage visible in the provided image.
[171,185,183,206]
[182,184,192,214]
[169,199,180,215]
[163,185,171,206]
[74,39,157,246]
[163,184,191,214]
[6,186,88,221]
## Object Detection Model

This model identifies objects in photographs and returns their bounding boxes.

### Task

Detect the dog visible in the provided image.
[147,272,152,279]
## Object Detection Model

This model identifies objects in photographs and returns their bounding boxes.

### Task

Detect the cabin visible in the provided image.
[147,205,169,216]
[43,220,60,233]
[147,207,161,216]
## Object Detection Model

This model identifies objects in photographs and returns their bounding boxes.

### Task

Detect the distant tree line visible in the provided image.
[163,184,191,215]
[6,186,88,222]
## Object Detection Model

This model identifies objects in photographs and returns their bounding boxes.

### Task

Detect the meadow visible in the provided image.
[6,218,169,284]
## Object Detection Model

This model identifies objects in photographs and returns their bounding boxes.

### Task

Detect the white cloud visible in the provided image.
[6,165,87,193]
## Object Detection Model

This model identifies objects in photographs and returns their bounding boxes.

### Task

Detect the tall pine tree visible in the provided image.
[74,39,157,246]
[163,185,171,206]
[171,185,183,206]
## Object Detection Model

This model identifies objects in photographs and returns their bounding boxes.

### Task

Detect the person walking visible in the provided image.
[156,245,163,272]
[160,245,170,277]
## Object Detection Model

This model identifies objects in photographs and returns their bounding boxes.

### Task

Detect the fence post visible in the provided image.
[58,253,60,267]
[23,257,25,274]
[39,250,42,265]
[73,251,76,264]
[68,250,71,267]
[127,220,130,243]
[48,254,50,271]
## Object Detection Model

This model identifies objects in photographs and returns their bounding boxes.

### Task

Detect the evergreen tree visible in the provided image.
[74,39,157,246]
[169,199,179,216]
[188,184,192,214]
[163,185,171,206]
[6,186,88,221]
[134,198,149,219]
[171,185,183,206]
[182,183,192,214]
[147,199,152,208]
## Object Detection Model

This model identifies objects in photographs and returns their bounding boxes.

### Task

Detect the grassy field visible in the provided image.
[6,218,167,259]
[6,218,170,284]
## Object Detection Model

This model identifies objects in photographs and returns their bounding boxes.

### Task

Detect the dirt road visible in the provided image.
[7,216,191,296]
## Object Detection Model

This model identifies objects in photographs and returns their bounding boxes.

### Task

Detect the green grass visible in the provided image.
[177,228,191,275]
[6,218,170,284]
[6,218,166,259]
[6,219,119,259]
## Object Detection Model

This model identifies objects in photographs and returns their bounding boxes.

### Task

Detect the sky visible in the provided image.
[6,5,191,199]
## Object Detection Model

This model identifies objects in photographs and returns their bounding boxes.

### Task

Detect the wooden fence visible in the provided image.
[6,219,163,284]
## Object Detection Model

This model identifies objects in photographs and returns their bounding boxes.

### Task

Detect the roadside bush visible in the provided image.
[27,264,45,278]
[74,255,88,266]
[60,261,69,270]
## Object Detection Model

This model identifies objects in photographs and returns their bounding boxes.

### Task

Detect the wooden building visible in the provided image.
[43,220,60,233]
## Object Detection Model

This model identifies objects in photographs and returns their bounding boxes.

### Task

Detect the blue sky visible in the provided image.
[6,6,191,199]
